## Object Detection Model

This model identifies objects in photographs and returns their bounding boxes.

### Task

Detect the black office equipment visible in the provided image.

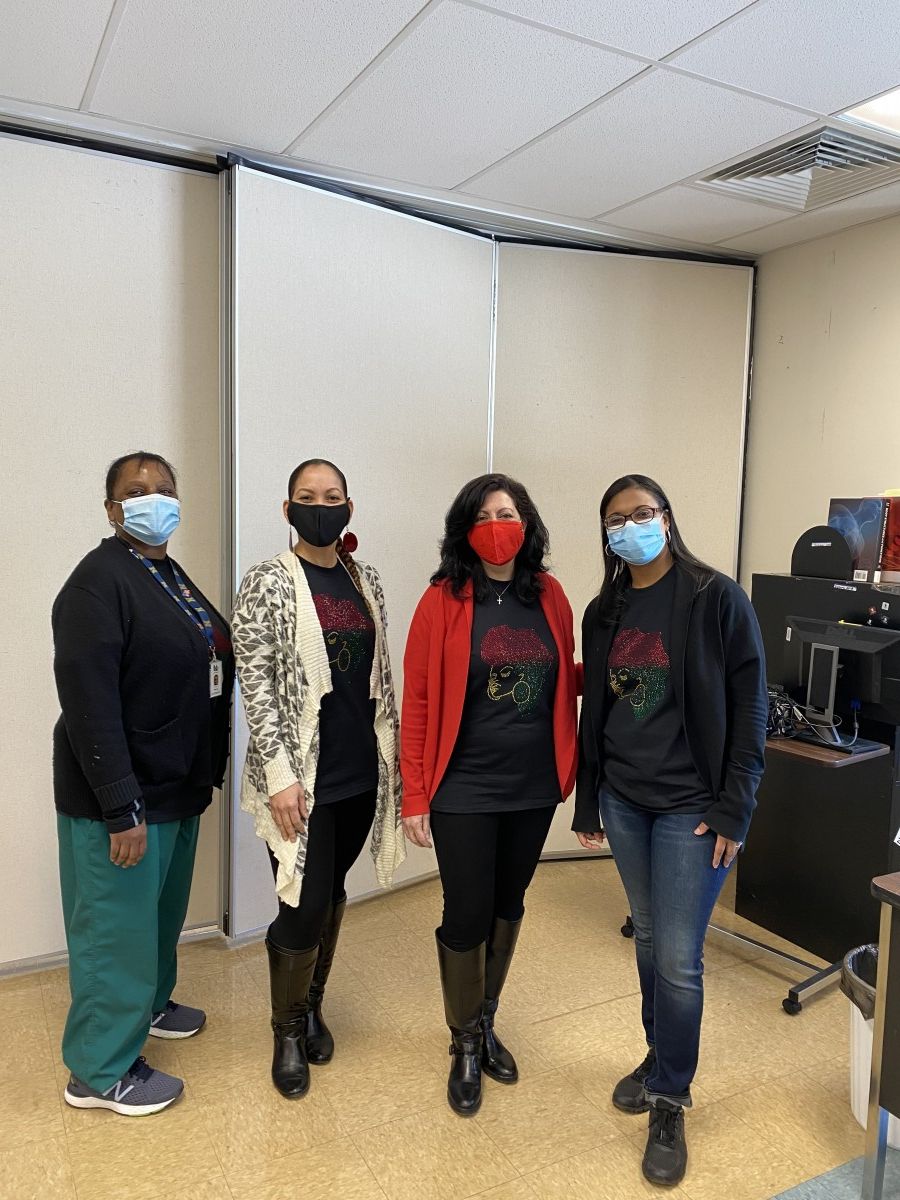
[737,573,900,1012]
[791,524,854,581]
[806,641,839,728]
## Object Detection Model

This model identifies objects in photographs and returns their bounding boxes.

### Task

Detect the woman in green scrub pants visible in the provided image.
[52,452,234,1117]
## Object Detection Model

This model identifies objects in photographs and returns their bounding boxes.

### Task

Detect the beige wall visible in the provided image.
[742,212,900,587]
[0,135,221,965]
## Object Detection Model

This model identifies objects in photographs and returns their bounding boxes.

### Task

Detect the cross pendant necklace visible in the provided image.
[491,580,513,605]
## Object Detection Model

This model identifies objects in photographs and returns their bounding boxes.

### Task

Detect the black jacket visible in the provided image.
[52,537,235,832]
[572,564,767,845]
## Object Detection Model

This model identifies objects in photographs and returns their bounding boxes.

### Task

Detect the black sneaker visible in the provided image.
[612,1047,656,1113]
[642,1098,687,1187]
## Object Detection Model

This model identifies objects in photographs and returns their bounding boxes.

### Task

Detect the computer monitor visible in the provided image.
[786,615,900,710]
[752,574,900,727]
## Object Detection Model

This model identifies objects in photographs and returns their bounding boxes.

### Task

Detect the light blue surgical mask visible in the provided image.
[607,515,666,566]
[118,495,181,547]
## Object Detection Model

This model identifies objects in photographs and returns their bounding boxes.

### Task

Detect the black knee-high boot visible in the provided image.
[436,931,486,1117]
[304,894,347,1065]
[266,938,318,1098]
[481,915,522,1084]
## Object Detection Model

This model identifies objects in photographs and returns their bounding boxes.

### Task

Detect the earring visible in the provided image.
[340,531,359,554]
[604,543,614,558]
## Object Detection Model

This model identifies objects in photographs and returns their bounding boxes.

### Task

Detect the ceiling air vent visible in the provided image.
[696,126,900,212]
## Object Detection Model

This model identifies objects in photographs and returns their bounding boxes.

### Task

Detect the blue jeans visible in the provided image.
[599,788,733,1105]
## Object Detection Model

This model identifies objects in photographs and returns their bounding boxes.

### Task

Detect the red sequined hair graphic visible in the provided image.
[480,626,553,667]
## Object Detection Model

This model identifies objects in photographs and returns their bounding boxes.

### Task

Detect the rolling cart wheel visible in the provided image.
[782,997,802,1016]
[621,916,635,939]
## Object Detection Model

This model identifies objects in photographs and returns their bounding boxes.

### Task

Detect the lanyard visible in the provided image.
[129,548,217,659]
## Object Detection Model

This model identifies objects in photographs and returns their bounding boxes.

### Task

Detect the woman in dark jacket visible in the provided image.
[572,474,766,1188]
[52,451,234,1117]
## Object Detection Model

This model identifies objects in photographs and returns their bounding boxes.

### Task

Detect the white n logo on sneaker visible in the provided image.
[102,1079,135,1102]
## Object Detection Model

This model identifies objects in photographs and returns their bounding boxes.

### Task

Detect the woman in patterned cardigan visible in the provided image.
[233,459,405,1099]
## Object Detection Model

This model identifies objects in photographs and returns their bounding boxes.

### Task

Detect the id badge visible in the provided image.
[209,657,223,699]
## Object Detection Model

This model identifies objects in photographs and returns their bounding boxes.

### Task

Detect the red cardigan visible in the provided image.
[400,574,580,818]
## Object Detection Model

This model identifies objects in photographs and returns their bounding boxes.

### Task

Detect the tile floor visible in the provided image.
[1,859,864,1200]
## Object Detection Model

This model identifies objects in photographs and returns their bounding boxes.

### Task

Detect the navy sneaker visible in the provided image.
[64,1057,183,1116]
[148,1000,206,1040]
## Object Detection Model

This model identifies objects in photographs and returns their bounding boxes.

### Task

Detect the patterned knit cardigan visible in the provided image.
[232,550,405,906]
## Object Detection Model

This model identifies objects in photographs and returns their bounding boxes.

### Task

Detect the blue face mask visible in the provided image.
[119,495,181,547]
[607,515,666,566]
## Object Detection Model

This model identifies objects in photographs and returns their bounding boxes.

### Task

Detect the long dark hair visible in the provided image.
[432,473,549,604]
[287,458,374,624]
[597,474,714,624]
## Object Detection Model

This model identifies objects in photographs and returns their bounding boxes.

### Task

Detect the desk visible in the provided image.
[733,736,895,1011]
[762,739,891,768]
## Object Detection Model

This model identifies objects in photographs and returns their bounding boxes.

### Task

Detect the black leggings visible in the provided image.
[430,806,556,952]
[267,790,376,951]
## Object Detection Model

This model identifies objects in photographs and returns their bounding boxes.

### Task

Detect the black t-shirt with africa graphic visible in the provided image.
[300,559,379,805]
[431,590,561,813]
[602,567,709,813]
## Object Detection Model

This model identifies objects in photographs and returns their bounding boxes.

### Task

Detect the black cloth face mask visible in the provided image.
[288,501,350,548]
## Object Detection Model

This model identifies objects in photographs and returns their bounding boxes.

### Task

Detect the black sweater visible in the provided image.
[572,564,767,845]
[52,537,234,832]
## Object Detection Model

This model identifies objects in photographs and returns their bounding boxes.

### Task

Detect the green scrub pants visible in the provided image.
[57,813,200,1091]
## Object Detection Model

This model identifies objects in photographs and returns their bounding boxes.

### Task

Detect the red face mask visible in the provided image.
[467,519,526,566]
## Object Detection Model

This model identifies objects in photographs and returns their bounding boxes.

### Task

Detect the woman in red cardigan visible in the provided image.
[401,473,578,1117]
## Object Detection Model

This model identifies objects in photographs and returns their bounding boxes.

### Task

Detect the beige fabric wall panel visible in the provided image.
[0,136,221,965]
[742,214,900,587]
[493,244,753,854]
[232,168,493,935]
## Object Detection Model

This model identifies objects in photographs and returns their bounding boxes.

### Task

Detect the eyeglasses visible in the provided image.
[603,505,666,532]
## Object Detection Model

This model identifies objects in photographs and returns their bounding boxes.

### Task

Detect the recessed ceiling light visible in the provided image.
[844,87,900,137]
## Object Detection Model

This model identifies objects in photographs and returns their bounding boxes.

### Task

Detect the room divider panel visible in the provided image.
[493,244,754,854]
[229,166,494,936]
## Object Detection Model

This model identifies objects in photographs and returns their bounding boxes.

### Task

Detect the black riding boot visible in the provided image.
[305,894,347,1065]
[436,931,486,1117]
[266,938,318,1098]
[481,915,522,1084]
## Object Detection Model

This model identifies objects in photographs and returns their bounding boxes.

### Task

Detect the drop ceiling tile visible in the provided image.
[718,179,900,254]
[0,0,113,107]
[601,184,788,243]
[290,1,643,189]
[464,69,810,219]
[88,0,427,150]
[671,0,900,114]
[475,0,755,60]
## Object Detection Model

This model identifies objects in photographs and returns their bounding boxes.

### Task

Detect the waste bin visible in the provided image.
[842,944,900,1149]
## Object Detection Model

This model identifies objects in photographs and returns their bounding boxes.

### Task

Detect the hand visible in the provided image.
[403,814,432,848]
[269,783,308,842]
[109,822,147,868]
[694,821,740,868]
[577,831,606,850]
